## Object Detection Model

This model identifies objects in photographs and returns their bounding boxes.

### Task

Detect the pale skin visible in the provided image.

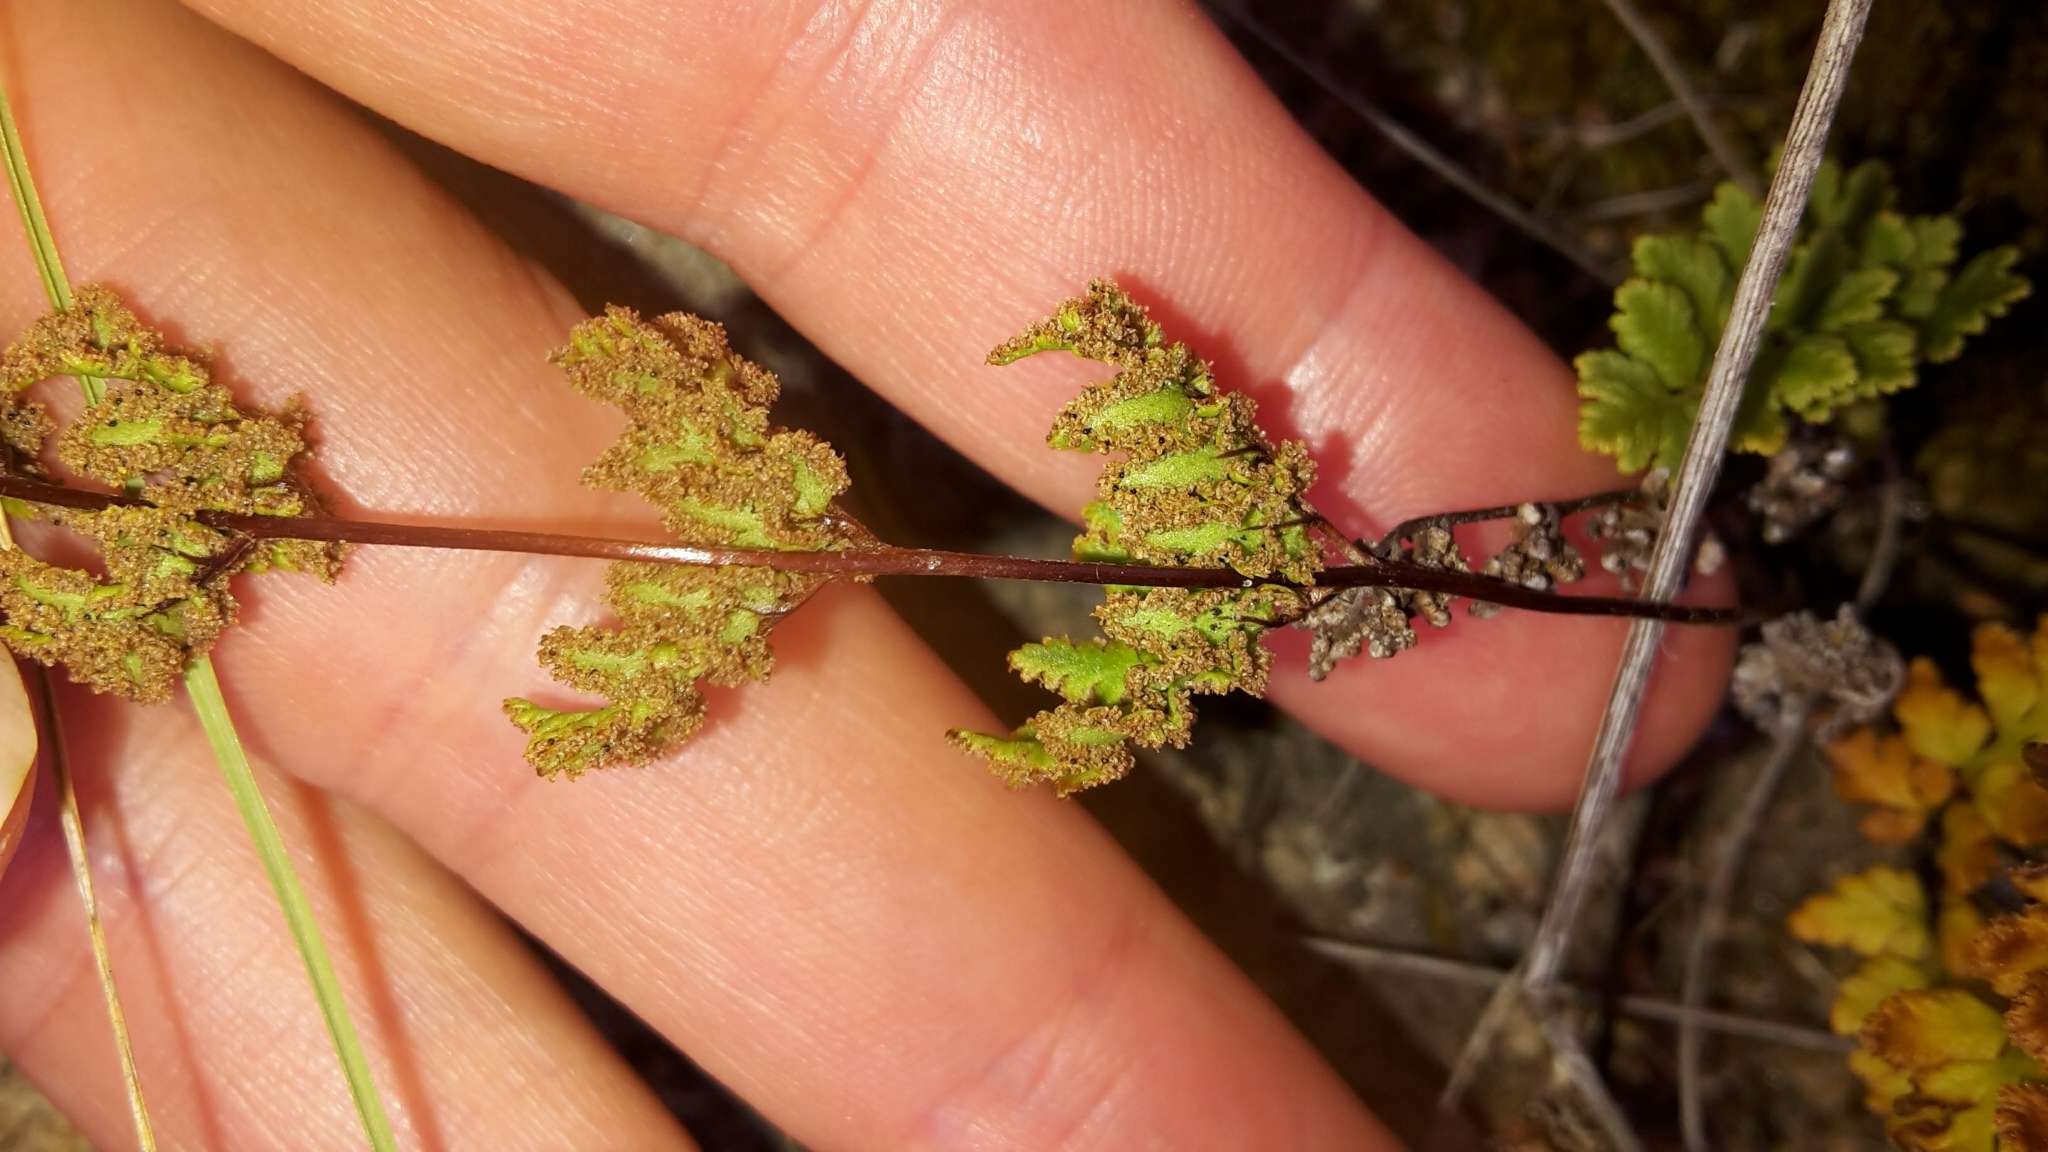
[0,1,1736,1149]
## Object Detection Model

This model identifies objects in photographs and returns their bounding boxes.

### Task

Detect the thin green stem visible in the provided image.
[1,70,393,1150]
[0,78,152,1146]
[0,73,95,399]
[185,658,397,1152]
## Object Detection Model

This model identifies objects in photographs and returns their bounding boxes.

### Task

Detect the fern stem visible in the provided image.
[1442,0,1874,1122]
[1595,0,1762,196]
[1855,465,1905,613]
[1538,1007,1644,1152]
[1574,180,1717,222]
[0,471,1738,628]
[31,665,158,1152]
[1521,0,1872,996]
[0,70,394,1151]
[0,72,156,1147]
[1676,702,1807,1152]
[1674,471,1904,1147]
[1303,935,1848,1053]
[185,658,398,1152]
[1206,0,1622,286]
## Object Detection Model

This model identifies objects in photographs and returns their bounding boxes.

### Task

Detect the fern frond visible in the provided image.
[950,281,1318,794]
[507,308,850,778]
[1577,160,2030,472]
[1790,616,2048,1146]
[0,287,340,701]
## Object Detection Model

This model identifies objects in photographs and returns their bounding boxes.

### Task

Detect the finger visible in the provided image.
[0,680,29,884]
[184,0,1737,803]
[0,760,25,885]
[0,692,693,1152]
[1,3,1398,1150]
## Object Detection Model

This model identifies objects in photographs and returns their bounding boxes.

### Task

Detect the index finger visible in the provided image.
[1,2,1404,1147]
[186,0,1735,806]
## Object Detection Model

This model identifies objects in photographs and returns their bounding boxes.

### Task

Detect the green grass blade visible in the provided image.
[0,149,149,1143]
[4,72,397,1150]
[0,75,70,317]
[185,657,397,1152]
[0,74,95,415]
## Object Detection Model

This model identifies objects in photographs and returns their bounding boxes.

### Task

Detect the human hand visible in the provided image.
[0,680,28,888]
[0,0,1732,1148]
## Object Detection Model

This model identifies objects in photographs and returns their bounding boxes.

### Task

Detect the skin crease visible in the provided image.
[0,2,1738,1152]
